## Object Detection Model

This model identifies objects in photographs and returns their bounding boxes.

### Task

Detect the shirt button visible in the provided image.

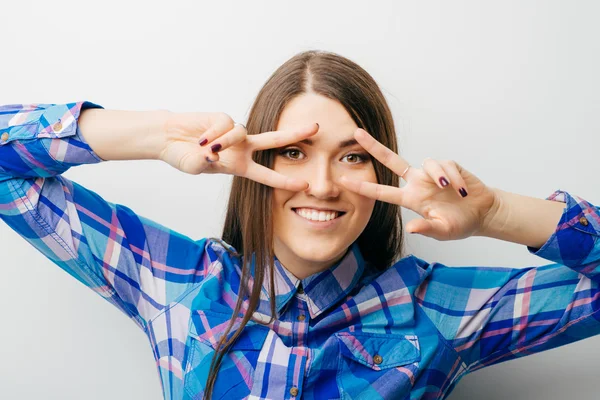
[373,354,383,364]
[0,132,8,142]
[580,216,589,226]
[297,284,304,294]
[297,314,305,322]
[289,387,299,397]
[53,120,63,132]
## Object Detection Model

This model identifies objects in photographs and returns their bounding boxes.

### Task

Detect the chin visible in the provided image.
[287,236,350,263]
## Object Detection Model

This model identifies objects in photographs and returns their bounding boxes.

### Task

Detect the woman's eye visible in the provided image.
[279,149,305,160]
[278,149,367,163]
[342,153,367,164]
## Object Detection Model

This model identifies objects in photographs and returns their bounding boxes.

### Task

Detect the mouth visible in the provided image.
[291,207,347,228]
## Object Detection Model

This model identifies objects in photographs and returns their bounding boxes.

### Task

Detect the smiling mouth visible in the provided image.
[292,208,347,222]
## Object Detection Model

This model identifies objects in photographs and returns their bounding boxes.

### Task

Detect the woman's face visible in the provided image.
[272,93,378,278]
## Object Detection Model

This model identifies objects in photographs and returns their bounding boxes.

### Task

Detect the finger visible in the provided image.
[421,158,452,190]
[339,176,405,206]
[244,162,309,191]
[177,150,220,175]
[249,123,319,151]
[439,160,469,198]
[197,113,235,146]
[206,123,246,154]
[406,218,446,238]
[354,128,414,181]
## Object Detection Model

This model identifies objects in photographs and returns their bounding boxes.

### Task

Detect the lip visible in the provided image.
[291,206,347,212]
[291,208,346,229]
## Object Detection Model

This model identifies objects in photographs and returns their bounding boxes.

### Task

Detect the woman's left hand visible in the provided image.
[339,128,500,241]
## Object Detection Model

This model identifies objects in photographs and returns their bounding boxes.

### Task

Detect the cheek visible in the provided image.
[272,188,293,226]
[349,167,377,218]
[355,196,376,219]
[343,163,378,182]
[272,189,285,213]
[273,158,295,174]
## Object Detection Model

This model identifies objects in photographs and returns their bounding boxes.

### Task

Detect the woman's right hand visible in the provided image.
[158,111,319,191]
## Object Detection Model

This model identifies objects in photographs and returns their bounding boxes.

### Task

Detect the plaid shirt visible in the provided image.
[1,102,599,400]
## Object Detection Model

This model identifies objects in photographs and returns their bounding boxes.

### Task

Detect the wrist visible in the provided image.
[79,108,172,161]
[144,109,173,161]
[477,187,508,239]
[476,187,566,248]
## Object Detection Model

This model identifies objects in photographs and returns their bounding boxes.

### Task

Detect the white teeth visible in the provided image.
[294,208,340,222]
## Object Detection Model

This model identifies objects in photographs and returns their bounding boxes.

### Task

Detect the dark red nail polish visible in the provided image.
[199,138,208,146]
[459,187,468,197]
[439,177,449,187]
[211,143,222,153]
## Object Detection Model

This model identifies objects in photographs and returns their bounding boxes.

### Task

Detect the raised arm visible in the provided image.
[0,102,215,329]
[338,127,600,370]
[0,101,320,330]
[416,191,600,370]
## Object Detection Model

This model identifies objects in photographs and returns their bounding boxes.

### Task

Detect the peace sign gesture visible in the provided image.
[158,111,319,191]
[339,129,499,241]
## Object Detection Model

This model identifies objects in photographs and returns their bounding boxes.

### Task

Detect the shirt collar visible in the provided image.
[255,242,366,319]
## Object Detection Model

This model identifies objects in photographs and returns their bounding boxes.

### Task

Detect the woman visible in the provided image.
[0,51,597,400]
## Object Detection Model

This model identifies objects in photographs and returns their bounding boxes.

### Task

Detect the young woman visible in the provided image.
[1,51,597,400]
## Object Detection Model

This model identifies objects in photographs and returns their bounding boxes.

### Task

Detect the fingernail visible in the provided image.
[199,138,208,146]
[439,177,449,187]
[459,187,468,197]
[316,123,319,129]
[205,156,213,163]
[211,143,222,153]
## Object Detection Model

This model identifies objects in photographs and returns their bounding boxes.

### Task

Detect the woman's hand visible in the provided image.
[339,128,500,241]
[158,111,319,191]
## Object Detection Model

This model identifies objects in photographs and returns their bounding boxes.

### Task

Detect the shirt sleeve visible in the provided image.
[0,102,214,330]
[416,190,600,372]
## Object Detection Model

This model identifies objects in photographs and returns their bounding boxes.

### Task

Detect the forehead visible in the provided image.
[276,93,358,143]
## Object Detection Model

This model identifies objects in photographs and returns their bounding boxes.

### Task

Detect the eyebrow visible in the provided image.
[298,138,359,149]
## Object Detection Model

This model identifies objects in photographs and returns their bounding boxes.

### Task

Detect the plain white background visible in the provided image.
[1,1,599,399]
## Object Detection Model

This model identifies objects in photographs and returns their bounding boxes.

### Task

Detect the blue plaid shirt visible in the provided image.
[1,102,599,400]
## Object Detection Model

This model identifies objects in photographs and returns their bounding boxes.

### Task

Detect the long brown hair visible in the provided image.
[204,50,405,398]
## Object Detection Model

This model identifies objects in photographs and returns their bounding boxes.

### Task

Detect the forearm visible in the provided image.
[478,188,567,249]
[78,108,170,161]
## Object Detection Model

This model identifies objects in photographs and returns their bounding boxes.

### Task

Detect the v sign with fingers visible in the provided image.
[339,129,499,241]
[158,111,319,191]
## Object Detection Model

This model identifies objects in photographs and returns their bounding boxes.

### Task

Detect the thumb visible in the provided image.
[405,218,437,236]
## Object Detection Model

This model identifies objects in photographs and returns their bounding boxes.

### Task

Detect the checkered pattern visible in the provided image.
[2,102,600,399]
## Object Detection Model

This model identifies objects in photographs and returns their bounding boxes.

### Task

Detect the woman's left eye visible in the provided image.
[341,153,367,164]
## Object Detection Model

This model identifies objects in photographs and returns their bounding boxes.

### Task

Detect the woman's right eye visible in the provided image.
[279,148,305,160]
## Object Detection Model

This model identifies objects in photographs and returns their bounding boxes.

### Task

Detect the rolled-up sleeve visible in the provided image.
[0,102,212,330]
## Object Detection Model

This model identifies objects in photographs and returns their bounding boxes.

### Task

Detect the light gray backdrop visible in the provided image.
[1,1,599,399]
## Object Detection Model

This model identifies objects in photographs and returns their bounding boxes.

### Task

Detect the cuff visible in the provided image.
[527,190,600,267]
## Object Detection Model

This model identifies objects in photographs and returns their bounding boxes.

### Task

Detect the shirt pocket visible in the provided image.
[183,310,269,400]
[334,331,421,400]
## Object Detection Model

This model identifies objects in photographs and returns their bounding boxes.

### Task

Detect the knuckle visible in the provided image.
[440,159,454,168]
[374,184,382,199]
[271,134,283,148]
[218,112,234,127]
[382,149,394,164]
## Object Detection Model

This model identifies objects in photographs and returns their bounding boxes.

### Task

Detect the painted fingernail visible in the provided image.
[459,187,468,197]
[439,177,449,187]
[199,138,208,146]
[205,156,213,163]
[211,143,222,153]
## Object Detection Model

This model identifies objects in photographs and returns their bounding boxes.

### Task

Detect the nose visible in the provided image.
[305,162,340,199]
